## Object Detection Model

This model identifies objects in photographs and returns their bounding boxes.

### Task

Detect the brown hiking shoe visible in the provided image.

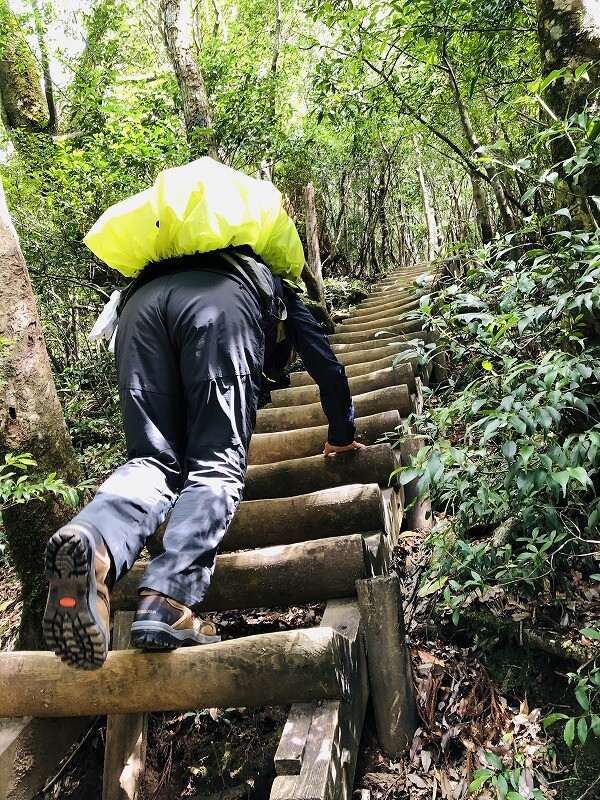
[130,591,220,650]
[43,523,112,670]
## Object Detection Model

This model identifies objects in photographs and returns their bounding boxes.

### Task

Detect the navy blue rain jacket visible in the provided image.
[263,278,356,447]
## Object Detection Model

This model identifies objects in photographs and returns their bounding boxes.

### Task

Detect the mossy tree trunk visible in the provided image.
[0,217,84,649]
[0,0,49,139]
[536,0,600,227]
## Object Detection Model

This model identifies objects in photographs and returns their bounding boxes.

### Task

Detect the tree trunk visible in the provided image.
[302,182,334,331]
[0,215,84,649]
[536,0,600,227]
[0,0,49,135]
[413,136,439,261]
[442,51,518,235]
[470,171,494,244]
[160,0,218,158]
[31,0,57,133]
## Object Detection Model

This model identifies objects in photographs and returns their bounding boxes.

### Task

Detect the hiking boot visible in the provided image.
[43,523,112,670]
[130,591,220,650]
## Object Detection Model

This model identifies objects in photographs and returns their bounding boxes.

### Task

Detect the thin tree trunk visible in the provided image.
[0,201,84,649]
[470,171,493,244]
[160,0,218,158]
[414,136,438,261]
[442,51,517,234]
[31,0,57,133]
[303,182,334,331]
[270,0,281,124]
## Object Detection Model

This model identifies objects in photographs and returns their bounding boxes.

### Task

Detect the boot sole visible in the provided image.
[43,526,109,670]
[130,620,221,650]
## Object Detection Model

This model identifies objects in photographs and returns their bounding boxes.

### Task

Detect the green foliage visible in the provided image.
[395,210,600,593]
[0,453,82,567]
[393,99,600,746]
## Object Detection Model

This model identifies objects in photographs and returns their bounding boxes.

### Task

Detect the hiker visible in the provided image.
[43,158,362,670]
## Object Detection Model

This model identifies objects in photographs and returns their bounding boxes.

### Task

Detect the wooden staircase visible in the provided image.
[0,265,433,800]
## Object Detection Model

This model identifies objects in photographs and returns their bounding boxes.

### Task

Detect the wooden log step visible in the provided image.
[0,627,352,719]
[255,385,411,433]
[271,600,369,800]
[244,444,398,500]
[112,533,380,613]
[225,483,396,550]
[289,353,414,387]
[151,485,402,554]
[269,365,415,409]
[336,307,419,333]
[328,320,424,345]
[361,291,413,309]
[326,341,418,368]
[331,331,429,356]
[344,296,419,323]
[248,410,401,464]
[360,284,420,307]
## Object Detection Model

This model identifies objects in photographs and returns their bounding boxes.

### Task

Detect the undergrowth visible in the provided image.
[393,88,600,754]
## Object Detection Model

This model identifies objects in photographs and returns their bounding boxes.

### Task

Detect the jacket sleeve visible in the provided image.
[282,284,356,446]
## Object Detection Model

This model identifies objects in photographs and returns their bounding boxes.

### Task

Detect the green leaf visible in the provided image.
[552,471,570,496]
[567,466,591,487]
[580,628,600,640]
[502,441,517,462]
[484,752,503,770]
[564,717,575,748]
[544,712,569,728]
[418,575,447,597]
[577,716,588,745]
[469,770,493,792]
[539,67,568,92]
[575,684,589,711]
[482,360,493,371]
[497,774,509,799]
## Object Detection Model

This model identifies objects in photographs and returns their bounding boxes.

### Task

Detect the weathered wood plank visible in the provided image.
[269,364,416,408]
[271,599,369,800]
[226,484,391,549]
[327,319,424,345]
[273,702,317,776]
[244,444,397,500]
[324,341,417,368]
[356,574,417,757]
[112,534,370,613]
[254,386,411,433]
[0,628,349,718]
[400,433,432,532]
[331,331,430,356]
[248,411,401,464]
[102,612,147,800]
[289,354,413,387]
[339,298,420,327]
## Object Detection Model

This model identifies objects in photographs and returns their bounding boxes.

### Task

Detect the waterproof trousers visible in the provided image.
[72,268,266,607]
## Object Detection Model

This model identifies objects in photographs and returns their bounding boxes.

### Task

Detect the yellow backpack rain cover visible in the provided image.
[83,157,305,284]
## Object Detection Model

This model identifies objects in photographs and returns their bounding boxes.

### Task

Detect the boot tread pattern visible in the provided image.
[43,528,108,670]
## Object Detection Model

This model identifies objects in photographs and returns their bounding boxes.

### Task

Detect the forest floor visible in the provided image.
[2,524,599,800]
